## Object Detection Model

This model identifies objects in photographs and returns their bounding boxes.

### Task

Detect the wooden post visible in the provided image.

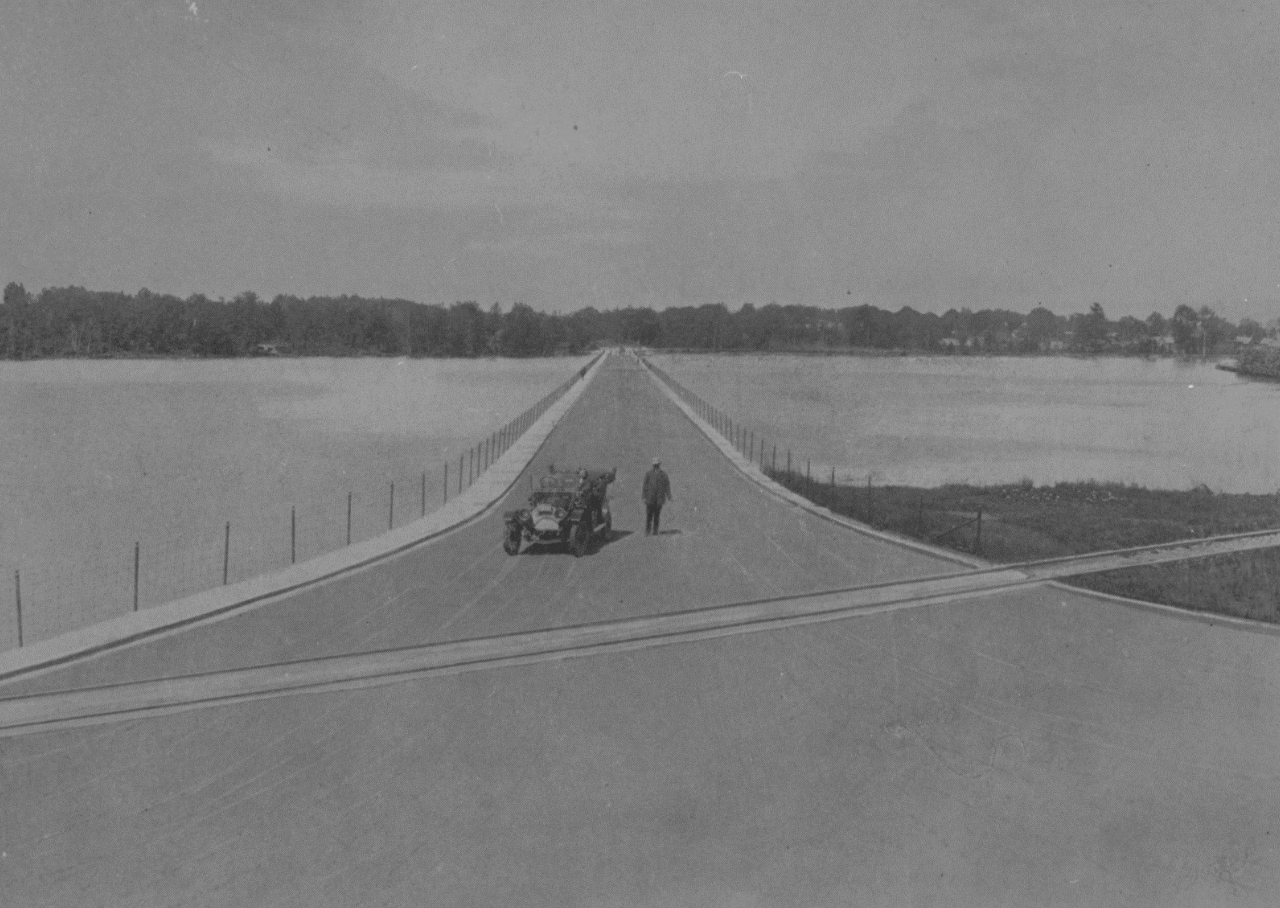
[806,458,811,488]
[14,569,21,647]
[421,471,427,517]
[223,521,230,585]
[389,482,395,531]
[459,455,464,494]
[975,510,982,555]
[347,492,353,544]
[831,466,835,488]
[291,506,296,564]
[469,448,474,486]
[133,541,140,611]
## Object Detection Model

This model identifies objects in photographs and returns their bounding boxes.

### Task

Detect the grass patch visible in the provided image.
[767,472,1280,623]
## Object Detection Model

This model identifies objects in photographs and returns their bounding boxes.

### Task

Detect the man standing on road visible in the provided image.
[643,458,672,536]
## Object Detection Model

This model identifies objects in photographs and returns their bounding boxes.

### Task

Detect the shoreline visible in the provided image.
[650,346,1242,363]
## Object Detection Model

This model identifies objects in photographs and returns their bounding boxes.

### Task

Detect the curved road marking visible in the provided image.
[4,525,1280,736]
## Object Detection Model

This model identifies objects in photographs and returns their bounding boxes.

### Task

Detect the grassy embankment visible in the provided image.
[768,472,1280,623]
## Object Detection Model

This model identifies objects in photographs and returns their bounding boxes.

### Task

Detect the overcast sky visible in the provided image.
[3,0,1280,319]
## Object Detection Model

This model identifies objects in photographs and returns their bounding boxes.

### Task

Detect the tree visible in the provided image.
[1198,305,1230,354]
[1170,304,1201,354]
[1024,306,1060,351]
[1073,302,1109,351]
[3,282,28,307]
[1145,311,1167,340]
[1238,317,1265,343]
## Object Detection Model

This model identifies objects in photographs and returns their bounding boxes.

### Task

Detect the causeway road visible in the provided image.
[3,353,1280,906]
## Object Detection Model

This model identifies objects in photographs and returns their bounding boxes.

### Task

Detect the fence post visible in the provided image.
[831,466,835,488]
[806,458,811,486]
[469,448,474,486]
[347,492,353,544]
[772,444,776,472]
[389,482,395,531]
[459,455,464,494]
[291,506,296,564]
[14,569,22,647]
[975,510,982,555]
[133,541,140,611]
[223,522,230,585]
[421,471,427,517]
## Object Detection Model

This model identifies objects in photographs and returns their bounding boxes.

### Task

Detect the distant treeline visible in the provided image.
[0,283,1268,358]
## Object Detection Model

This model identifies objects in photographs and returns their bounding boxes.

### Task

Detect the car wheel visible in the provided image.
[503,524,521,556]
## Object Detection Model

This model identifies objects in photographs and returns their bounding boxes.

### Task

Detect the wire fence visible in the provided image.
[642,357,987,554]
[2,354,601,652]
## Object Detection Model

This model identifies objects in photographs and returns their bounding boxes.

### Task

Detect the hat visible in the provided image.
[652,458,661,466]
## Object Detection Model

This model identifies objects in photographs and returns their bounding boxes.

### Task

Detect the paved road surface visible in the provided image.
[2,354,1279,906]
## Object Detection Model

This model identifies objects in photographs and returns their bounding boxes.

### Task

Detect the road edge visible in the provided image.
[639,355,981,569]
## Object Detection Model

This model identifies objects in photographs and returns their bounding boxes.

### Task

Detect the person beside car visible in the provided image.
[642,458,672,536]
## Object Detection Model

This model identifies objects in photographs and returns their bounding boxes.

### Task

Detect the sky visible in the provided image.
[3,0,1280,319]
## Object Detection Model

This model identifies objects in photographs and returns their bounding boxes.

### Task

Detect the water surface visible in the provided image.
[654,354,1280,493]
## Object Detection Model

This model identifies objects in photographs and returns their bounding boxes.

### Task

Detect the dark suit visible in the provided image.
[642,466,671,535]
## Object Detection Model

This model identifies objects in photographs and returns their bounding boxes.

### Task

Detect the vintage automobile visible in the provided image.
[504,466,616,556]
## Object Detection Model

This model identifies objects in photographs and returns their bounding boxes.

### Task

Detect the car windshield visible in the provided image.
[530,490,575,508]
[537,473,580,492]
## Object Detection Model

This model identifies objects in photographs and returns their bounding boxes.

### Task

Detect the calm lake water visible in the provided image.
[653,354,1280,493]
[0,355,591,644]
